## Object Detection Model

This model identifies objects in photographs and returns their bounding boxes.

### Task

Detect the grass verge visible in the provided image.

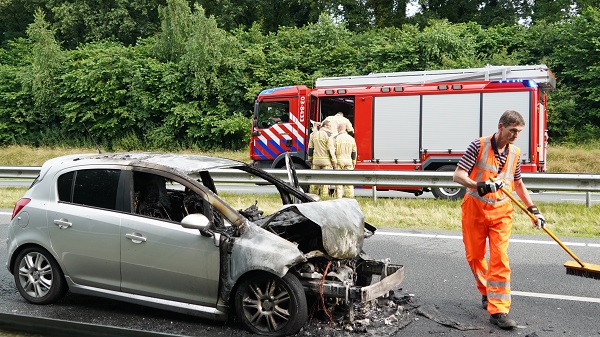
[3,188,598,238]
[1,143,599,172]
[0,145,250,166]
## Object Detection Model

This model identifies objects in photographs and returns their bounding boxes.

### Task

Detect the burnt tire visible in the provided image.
[234,272,308,336]
[430,165,466,200]
[13,247,67,304]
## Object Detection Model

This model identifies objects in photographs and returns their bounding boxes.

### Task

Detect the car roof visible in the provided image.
[41,152,245,175]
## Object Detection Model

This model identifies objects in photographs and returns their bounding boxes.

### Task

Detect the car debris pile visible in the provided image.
[300,288,415,336]
[296,289,485,336]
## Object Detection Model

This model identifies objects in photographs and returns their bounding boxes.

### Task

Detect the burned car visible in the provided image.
[7,153,404,336]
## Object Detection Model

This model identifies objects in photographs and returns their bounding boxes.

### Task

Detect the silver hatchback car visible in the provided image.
[7,153,404,336]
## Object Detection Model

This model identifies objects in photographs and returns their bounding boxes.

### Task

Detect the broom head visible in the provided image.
[564,260,600,280]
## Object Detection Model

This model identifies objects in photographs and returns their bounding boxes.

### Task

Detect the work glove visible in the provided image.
[476,178,504,197]
[527,204,546,229]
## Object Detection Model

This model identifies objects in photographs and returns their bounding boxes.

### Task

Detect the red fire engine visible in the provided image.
[250,65,556,199]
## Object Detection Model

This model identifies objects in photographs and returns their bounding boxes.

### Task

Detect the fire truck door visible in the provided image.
[252,98,306,162]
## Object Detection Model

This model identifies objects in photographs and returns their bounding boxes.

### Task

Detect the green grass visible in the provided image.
[3,187,599,238]
[0,145,251,166]
[547,143,600,173]
[1,145,598,238]
[0,143,598,172]
[357,197,600,237]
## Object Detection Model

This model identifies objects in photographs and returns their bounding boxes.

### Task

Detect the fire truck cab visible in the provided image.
[250,65,556,200]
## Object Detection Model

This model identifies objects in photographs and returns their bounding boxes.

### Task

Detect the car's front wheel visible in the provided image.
[13,247,67,304]
[234,272,308,336]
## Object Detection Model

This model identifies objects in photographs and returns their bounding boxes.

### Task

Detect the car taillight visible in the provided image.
[11,198,31,220]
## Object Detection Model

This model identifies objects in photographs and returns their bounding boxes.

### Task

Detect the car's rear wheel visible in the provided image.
[13,247,67,304]
[234,272,308,336]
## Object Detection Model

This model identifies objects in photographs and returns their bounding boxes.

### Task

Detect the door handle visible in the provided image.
[126,232,147,244]
[53,219,72,229]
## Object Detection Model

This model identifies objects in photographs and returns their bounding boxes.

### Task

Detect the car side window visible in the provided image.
[132,171,210,223]
[57,169,120,210]
[57,171,74,201]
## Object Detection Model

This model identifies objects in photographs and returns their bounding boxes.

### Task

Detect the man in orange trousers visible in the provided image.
[453,110,546,330]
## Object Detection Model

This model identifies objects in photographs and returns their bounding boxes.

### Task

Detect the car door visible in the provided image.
[120,170,220,306]
[48,168,124,290]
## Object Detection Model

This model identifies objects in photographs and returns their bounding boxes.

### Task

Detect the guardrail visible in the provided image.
[1,166,599,206]
[0,166,40,179]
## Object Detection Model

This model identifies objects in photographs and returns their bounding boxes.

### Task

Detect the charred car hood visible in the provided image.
[264,198,365,259]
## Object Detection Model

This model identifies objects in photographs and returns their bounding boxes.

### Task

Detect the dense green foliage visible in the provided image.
[0,0,599,150]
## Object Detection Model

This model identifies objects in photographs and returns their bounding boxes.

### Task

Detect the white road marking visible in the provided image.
[0,212,10,215]
[512,290,600,303]
[377,230,600,303]
[377,231,599,248]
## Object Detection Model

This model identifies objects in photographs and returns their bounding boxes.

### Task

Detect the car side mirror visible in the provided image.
[181,214,221,245]
[181,213,210,231]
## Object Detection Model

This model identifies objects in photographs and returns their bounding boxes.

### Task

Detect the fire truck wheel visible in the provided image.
[430,165,466,200]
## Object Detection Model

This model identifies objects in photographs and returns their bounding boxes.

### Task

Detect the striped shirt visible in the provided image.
[457,136,522,181]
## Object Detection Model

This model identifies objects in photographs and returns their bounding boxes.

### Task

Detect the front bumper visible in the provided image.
[300,260,405,302]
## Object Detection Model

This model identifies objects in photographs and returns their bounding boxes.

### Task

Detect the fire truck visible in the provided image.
[250,65,556,200]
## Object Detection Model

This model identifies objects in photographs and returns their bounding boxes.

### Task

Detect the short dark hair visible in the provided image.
[499,110,525,126]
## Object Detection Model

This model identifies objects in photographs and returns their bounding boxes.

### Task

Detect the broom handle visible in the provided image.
[498,185,586,268]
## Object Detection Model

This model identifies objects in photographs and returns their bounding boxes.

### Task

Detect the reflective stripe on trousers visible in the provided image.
[309,164,332,197]
[462,194,513,314]
[334,164,354,198]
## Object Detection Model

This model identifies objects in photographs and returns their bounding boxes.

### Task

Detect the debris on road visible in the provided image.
[297,289,484,336]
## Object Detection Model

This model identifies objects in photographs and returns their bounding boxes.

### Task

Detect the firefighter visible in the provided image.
[328,123,357,198]
[324,112,354,136]
[452,110,545,330]
[307,120,333,197]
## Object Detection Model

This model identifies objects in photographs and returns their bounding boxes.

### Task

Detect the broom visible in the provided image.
[498,185,600,280]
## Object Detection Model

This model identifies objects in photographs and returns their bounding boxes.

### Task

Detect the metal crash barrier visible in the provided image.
[0,166,598,207]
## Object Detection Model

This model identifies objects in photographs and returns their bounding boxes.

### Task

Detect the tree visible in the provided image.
[328,0,410,31]
[197,0,326,33]
[153,0,193,62]
[528,0,573,24]
[49,0,165,48]
[0,0,164,48]
[550,7,600,142]
[0,0,48,45]
[152,1,249,149]
[411,0,525,27]
[416,0,480,23]
[24,8,63,128]
[369,0,408,28]
[475,0,523,27]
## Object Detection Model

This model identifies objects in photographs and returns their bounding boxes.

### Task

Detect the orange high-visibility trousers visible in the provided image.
[461,194,514,314]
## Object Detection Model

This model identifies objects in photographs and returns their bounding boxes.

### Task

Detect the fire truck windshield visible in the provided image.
[256,101,290,129]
